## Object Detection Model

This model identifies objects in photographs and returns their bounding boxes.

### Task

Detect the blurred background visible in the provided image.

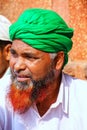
[0,0,87,80]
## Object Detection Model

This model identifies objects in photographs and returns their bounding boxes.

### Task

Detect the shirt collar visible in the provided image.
[50,72,69,114]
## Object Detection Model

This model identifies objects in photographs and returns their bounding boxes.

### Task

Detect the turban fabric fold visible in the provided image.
[9,8,74,65]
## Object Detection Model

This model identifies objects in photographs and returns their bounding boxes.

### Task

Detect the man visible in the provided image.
[0,8,87,130]
[0,15,12,79]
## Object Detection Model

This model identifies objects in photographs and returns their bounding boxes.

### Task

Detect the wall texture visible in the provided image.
[0,0,87,80]
[64,0,87,80]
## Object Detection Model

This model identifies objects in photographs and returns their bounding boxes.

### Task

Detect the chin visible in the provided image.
[7,83,33,113]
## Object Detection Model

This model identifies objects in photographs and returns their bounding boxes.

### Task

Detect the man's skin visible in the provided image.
[0,43,11,78]
[9,39,64,116]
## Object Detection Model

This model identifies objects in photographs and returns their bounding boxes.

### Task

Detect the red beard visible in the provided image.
[7,83,48,113]
[7,83,33,113]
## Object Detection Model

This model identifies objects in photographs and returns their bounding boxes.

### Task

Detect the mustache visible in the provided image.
[10,70,33,90]
[11,70,32,79]
[10,63,55,101]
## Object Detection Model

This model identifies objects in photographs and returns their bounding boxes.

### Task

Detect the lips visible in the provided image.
[16,75,31,82]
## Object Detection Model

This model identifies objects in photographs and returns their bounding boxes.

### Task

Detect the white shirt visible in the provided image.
[0,67,11,80]
[0,73,87,130]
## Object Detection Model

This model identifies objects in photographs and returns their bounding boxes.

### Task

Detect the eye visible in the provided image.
[10,49,17,57]
[23,54,39,61]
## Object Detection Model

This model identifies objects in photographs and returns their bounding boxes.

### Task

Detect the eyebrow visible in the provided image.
[10,48,40,58]
[10,48,16,53]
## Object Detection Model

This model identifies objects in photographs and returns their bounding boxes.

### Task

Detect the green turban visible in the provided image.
[9,8,74,66]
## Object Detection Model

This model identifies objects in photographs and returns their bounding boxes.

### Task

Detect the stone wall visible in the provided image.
[0,0,52,22]
[64,0,87,80]
[0,0,87,80]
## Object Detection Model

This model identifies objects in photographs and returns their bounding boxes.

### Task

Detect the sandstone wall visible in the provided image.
[0,0,87,80]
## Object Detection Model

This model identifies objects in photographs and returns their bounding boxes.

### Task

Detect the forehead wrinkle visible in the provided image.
[12,41,48,57]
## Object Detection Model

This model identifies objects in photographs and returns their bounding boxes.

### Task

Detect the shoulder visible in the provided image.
[0,74,13,128]
[63,72,87,88]
[63,72,87,108]
[63,72,87,101]
[0,74,11,98]
[0,73,11,86]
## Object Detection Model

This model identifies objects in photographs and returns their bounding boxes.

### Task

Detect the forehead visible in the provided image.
[12,39,47,56]
[12,39,33,50]
[11,40,41,53]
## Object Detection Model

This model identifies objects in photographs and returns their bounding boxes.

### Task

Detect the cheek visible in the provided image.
[27,60,51,79]
[0,55,5,66]
[9,57,15,69]
[0,56,2,66]
[0,60,3,72]
[0,53,3,62]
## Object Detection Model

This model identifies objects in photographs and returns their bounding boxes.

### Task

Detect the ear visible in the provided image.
[3,44,11,61]
[55,51,64,70]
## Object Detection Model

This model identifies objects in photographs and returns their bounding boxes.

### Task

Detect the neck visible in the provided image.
[36,73,62,116]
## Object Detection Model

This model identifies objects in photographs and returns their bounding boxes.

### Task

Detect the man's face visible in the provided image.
[9,39,64,113]
[0,48,8,78]
[10,39,55,92]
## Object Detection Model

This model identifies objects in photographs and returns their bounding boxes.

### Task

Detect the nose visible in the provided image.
[14,57,26,72]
